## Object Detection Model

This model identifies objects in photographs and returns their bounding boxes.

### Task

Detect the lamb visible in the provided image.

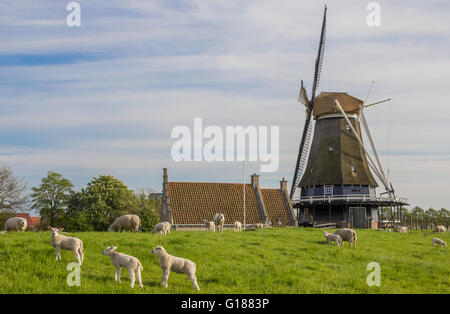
[102,246,143,288]
[151,245,200,290]
[334,228,357,249]
[233,221,242,232]
[248,223,264,229]
[432,238,447,247]
[399,226,408,233]
[432,225,447,234]
[48,227,84,265]
[108,214,141,232]
[152,222,171,235]
[214,213,225,232]
[203,219,216,232]
[5,217,27,232]
[323,231,342,247]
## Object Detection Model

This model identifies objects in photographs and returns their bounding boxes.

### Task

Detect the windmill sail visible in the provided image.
[290,5,327,199]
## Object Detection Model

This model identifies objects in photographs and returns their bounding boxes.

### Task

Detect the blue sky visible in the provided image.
[0,0,449,209]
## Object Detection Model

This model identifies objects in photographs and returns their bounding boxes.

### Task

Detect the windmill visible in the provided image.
[290,7,407,229]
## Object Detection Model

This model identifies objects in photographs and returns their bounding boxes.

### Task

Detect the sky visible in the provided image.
[0,0,449,210]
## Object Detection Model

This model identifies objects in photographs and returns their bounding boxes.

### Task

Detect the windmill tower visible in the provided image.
[290,6,407,229]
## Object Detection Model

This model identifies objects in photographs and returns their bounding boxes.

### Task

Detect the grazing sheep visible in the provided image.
[102,246,143,288]
[248,223,264,229]
[233,221,242,232]
[399,226,408,233]
[203,219,215,232]
[323,231,342,247]
[153,222,171,235]
[151,245,200,290]
[432,225,447,234]
[48,227,84,265]
[5,217,27,232]
[334,228,357,249]
[214,213,225,232]
[108,214,141,233]
[432,238,447,247]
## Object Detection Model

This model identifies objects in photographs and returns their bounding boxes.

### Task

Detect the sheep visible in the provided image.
[108,214,141,232]
[5,217,27,232]
[323,231,342,247]
[432,238,447,247]
[248,223,264,229]
[334,228,357,249]
[151,245,200,290]
[203,219,215,232]
[102,246,143,288]
[399,226,408,233]
[233,221,242,232]
[48,227,84,265]
[152,222,171,235]
[432,225,447,234]
[214,213,225,232]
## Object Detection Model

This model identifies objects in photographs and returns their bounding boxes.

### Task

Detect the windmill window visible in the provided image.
[351,165,356,172]
[346,124,351,131]
[324,185,333,195]
[328,145,334,152]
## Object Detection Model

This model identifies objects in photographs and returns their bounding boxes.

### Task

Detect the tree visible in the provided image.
[81,175,136,231]
[0,162,28,213]
[31,171,74,227]
[134,192,160,232]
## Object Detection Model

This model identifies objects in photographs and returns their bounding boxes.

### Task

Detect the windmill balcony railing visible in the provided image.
[295,194,408,204]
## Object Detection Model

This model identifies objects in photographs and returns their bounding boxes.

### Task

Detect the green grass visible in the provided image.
[0,228,448,294]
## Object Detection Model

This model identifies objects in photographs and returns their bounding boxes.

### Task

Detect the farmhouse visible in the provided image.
[160,168,297,229]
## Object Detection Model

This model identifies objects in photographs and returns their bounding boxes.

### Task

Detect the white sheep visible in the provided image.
[102,246,143,288]
[203,219,216,232]
[233,221,242,232]
[334,228,357,249]
[5,217,27,232]
[323,231,342,247]
[151,245,200,290]
[214,213,225,232]
[248,223,264,229]
[432,225,447,234]
[399,226,408,233]
[48,227,84,265]
[108,214,141,232]
[153,222,171,235]
[432,238,447,247]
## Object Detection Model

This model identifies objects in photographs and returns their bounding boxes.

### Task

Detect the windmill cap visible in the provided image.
[313,92,363,118]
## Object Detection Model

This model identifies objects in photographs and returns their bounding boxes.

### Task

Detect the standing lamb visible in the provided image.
[432,225,447,234]
[151,245,200,290]
[203,219,215,232]
[48,227,84,265]
[4,217,27,232]
[233,221,242,232]
[323,231,342,247]
[432,238,447,247]
[108,214,141,232]
[334,228,357,249]
[102,246,143,288]
[214,213,225,232]
[399,226,408,233]
[152,222,171,235]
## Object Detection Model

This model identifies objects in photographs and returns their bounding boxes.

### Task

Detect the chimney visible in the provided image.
[280,177,288,192]
[162,168,173,224]
[251,173,260,188]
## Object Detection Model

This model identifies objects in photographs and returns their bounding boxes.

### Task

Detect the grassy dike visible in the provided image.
[0,228,448,293]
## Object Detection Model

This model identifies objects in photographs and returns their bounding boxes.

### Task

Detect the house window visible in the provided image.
[324,185,333,195]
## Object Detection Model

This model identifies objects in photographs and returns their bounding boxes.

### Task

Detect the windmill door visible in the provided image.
[350,207,366,229]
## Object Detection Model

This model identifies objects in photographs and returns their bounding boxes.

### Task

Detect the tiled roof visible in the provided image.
[261,189,292,227]
[15,213,40,227]
[169,182,264,225]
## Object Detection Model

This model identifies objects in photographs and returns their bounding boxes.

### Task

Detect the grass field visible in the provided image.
[0,228,448,294]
